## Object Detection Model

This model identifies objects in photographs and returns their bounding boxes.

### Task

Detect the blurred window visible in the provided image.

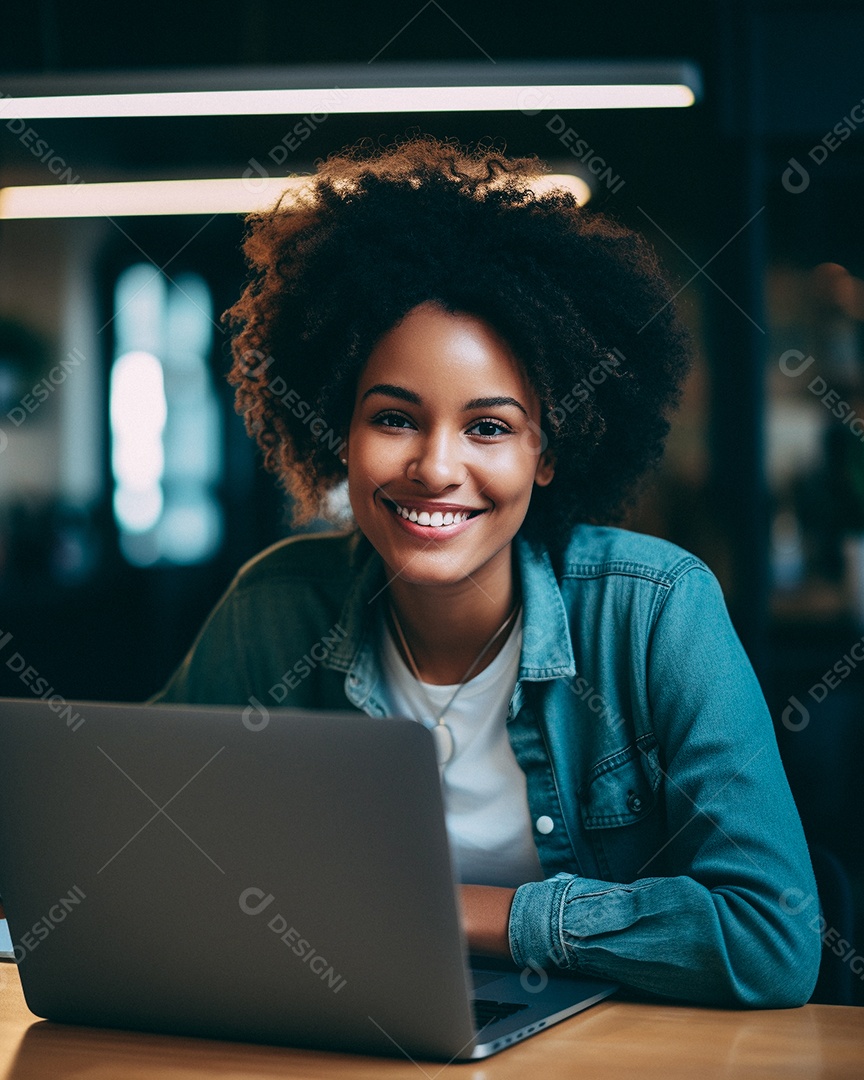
[109,265,223,566]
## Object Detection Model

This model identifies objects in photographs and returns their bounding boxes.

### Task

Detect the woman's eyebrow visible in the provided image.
[361,383,421,405]
[362,384,528,417]
[464,395,528,416]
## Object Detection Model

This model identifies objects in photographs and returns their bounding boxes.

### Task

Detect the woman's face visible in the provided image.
[346,301,554,594]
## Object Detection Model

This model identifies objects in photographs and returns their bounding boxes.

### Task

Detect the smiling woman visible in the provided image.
[348,304,553,619]
[151,133,820,1009]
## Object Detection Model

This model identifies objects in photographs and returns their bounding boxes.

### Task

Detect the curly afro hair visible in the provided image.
[224,132,691,556]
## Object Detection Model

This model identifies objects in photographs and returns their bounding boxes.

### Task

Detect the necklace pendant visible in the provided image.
[432,723,454,766]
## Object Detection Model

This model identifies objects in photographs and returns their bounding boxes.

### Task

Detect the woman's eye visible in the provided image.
[375,412,413,429]
[468,418,512,438]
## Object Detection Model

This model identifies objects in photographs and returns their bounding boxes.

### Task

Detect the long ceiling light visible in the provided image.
[0,173,593,219]
[0,61,701,119]
[2,84,696,117]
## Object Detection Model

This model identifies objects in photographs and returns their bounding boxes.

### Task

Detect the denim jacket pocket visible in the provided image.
[578,735,665,881]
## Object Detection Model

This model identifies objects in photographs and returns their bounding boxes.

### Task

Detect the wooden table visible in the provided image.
[1,961,862,1078]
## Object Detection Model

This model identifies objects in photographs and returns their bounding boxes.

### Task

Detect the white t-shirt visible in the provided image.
[378,609,545,888]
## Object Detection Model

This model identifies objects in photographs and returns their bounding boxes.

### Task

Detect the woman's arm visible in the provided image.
[460,885,517,957]
[508,565,822,1007]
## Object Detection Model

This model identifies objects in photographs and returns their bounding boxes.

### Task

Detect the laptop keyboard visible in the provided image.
[472,997,530,1028]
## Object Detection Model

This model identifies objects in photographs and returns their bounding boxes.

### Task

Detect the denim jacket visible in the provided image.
[152,525,821,1007]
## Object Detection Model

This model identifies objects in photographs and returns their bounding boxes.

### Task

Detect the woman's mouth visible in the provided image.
[382,498,485,530]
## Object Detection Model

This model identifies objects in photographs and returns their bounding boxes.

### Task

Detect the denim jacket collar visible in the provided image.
[324,530,576,706]
[516,534,576,681]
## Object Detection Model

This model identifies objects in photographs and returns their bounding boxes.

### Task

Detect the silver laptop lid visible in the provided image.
[0,698,479,1059]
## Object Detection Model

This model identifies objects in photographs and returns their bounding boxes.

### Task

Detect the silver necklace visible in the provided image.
[387,600,521,767]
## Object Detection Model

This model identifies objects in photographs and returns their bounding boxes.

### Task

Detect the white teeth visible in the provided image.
[391,502,473,527]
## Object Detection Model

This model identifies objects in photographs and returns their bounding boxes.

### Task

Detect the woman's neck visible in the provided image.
[385,549,519,685]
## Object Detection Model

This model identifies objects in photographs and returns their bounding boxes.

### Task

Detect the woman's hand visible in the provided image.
[459,885,517,959]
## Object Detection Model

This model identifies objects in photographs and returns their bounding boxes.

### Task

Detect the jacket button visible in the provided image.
[535,816,554,834]
[627,792,643,813]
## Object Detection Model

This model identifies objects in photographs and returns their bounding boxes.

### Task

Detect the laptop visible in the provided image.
[0,697,617,1061]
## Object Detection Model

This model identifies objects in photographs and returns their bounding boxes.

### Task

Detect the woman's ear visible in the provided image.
[534,450,555,488]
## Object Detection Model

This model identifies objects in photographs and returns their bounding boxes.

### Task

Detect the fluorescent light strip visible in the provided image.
[0,177,304,219]
[1,83,695,120]
[0,173,592,219]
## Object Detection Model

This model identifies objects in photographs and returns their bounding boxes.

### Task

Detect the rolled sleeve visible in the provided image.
[508,874,569,969]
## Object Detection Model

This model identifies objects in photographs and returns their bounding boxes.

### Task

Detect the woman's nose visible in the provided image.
[406,429,467,490]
